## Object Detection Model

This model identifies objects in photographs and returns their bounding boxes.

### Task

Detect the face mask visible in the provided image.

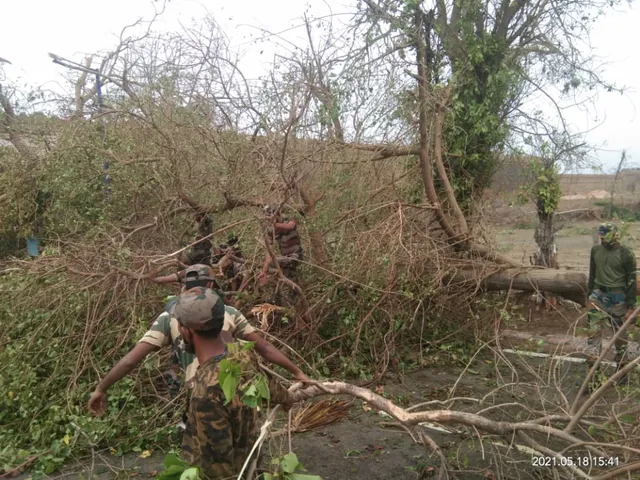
[601,232,619,247]
[598,224,620,247]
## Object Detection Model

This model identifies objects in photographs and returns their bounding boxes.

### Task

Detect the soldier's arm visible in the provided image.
[245,332,308,381]
[260,231,275,276]
[96,311,173,392]
[623,248,637,309]
[265,374,294,409]
[94,342,158,393]
[274,218,297,232]
[151,271,183,285]
[588,246,596,294]
[228,304,307,380]
[259,256,273,277]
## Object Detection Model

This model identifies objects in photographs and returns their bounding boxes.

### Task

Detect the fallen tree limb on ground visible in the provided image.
[284,377,639,479]
[450,268,589,306]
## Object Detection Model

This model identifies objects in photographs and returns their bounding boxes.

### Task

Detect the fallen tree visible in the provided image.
[452,268,589,306]
[464,267,640,307]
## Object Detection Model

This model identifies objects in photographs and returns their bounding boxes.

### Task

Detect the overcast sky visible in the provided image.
[1,0,638,172]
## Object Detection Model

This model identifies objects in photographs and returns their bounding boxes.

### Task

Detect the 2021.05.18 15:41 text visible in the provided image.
[532,456,619,468]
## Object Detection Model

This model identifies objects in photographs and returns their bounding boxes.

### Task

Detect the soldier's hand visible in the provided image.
[294,371,311,383]
[88,390,108,416]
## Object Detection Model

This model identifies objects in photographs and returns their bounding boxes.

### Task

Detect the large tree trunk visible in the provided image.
[451,268,590,306]
[533,211,557,268]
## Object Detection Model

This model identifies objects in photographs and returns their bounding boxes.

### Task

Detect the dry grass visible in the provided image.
[289,399,351,433]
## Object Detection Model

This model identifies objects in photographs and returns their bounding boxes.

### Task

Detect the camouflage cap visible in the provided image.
[598,222,620,245]
[183,264,216,283]
[175,287,225,331]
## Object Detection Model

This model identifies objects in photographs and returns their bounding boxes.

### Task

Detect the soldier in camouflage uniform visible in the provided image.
[258,207,304,302]
[151,265,224,397]
[88,265,308,417]
[211,235,249,293]
[186,213,214,266]
[586,223,637,388]
[150,214,216,290]
[174,288,293,479]
[151,264,221,293]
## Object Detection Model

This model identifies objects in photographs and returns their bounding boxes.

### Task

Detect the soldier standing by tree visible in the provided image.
[87,265,309,419]
[184,213,214,266]
[173,287,294,479]
[258,206,304,298]
[586,223,637,389]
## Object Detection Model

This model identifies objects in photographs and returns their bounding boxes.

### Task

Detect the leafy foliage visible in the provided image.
[219,342,271,407]
[444,24,520,208]
[155,454,200,480]
[218,359,242,405]
[517,159,561,216]
[0,268,181,477]
[263,453,323,480]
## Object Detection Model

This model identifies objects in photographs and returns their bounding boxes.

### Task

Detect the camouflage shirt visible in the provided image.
[267,217,303,259]
[588,243,637,308]
[182,344,292,479]
[138,305,256,383]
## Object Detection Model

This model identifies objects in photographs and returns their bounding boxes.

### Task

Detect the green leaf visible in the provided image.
[620,414,635,424]
[164,454,189,469]
[244,384,258,397]
[157,464,187,480]
[221,373,239,404]
[287,475,323,480]
[242,394,259,408]
[180,467,201,480]
[242,341,256,351]
[263,474,275,480]
[218,359,241,404]
[281,453,300,474]
[254,376,269,400]
[242,384,259,408]
[165,466,186,475]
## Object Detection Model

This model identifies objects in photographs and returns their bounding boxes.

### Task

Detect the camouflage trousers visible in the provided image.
[276,255,300,279]
[586,289,629,366]
[182,402,259,479]
[163,350,183,399]
[275,254,302,303]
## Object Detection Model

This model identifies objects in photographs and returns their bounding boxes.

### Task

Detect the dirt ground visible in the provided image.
[21,357,610,480]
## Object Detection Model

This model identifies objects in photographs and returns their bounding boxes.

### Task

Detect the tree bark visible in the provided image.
[533,210,557,268]
[450,268,589,306]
